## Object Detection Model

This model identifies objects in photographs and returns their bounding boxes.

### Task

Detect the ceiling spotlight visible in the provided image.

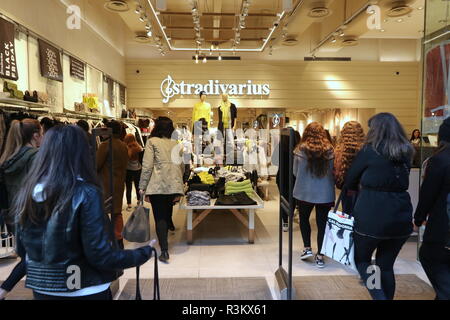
[339,30,345,37]
[417,6,424,10]
[147,30,152,37]
[139,14,147,22]
[331,37,337,43]
[397,18,403,23]
[203,57,207,63]
[135,5,142,14]
[145,24,151,30]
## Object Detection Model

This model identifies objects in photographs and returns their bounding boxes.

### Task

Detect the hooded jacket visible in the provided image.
[2,146,38,207]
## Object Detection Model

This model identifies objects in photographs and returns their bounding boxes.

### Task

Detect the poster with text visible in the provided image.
[38,39,63,82]
[0,17,18,81]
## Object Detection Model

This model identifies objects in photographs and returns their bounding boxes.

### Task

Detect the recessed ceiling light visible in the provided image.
[397,18,403,23]
[380,29,385,32]
[331,37,337,43]
[147,30,152,37]
[417,6,424,10]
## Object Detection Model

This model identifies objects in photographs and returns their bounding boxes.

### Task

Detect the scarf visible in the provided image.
[220,101,231,129]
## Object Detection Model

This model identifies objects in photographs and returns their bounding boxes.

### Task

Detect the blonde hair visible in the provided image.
[0,119,41,164]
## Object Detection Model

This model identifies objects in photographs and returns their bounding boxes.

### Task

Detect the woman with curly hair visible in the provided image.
[334,121,365,214]
[293,122,335,268]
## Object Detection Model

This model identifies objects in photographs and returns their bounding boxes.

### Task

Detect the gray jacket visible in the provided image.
[293,150,335,204]
[139,137,185,196]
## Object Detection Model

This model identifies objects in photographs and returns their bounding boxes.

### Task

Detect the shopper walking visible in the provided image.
[334,121,365,214]
[139,117,184,263]
[124,134,143,211]
[97,120,129,249]
[11,125,153,300]
[344,113,414,300]
[293,122,335,268]
[0,119,42,300]
[414,117,450,300]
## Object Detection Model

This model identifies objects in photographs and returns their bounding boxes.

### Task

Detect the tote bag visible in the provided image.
[320,191,356,271]
[122,202,151,243]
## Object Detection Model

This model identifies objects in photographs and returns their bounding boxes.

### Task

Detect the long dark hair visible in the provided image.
[297,122,333,178]
[0,119,41,164]
[366,113,414,162]
[410,129,421,141]
[150,117,175,139]
[13,125,101,225]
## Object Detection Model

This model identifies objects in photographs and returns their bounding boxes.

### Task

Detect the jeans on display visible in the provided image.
[149,194,176,251]
[125,169,141,205]
[419,243,450,300]
[0,259,26,292]
[298,202,332,252]
[353,233,408,300]
[33,288,113,300]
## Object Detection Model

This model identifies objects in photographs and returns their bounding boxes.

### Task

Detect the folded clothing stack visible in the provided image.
[215,192,257,206]
[217,168,247,183]
[198,171,215,185]
[225,179,254,197]
[187,191,211,206]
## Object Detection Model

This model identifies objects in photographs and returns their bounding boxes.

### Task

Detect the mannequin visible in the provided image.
[218,94,237,134]
[192,91,212,130]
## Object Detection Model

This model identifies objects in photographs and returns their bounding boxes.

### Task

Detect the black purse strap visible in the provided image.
[333,186,356,217]
[135,247,160,300]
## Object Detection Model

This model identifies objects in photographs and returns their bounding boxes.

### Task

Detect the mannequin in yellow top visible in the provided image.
[192,91,212,129]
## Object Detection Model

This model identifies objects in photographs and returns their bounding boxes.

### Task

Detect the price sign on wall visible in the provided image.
[70,56,85,81]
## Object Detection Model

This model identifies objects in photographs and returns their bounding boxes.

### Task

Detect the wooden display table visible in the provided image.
[179,192,264,244]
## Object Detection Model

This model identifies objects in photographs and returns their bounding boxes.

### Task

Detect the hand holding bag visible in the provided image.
[135,240,160,301]
[122,201,151,243]
[320,189,356,271]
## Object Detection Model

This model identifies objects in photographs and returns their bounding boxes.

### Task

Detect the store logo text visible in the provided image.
[160,75,270,103]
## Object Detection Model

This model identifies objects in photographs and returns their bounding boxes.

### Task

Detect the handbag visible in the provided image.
[122,201,151,243]
[320,189,356,271]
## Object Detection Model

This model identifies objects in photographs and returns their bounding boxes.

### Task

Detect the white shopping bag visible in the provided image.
[320,207,356,271]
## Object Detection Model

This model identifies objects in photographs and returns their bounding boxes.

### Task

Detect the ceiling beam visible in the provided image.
[171,37,266,41]
[165,26,271,31]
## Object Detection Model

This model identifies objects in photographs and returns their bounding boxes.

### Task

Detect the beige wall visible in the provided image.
[126,60,421,134]
[0,0,127,83]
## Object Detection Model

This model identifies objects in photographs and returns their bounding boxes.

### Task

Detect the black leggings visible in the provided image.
[125,170,141,205]
[354,233,408,300]
[0,259,26,292]
[298,202,332,252]
[419,243,450,300]
[149,195,176,251]
[33,288,112,300]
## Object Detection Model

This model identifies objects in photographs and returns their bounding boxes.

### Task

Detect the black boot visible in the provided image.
[159,250,170,263]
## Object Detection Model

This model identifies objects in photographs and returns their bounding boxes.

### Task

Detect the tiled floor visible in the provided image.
[0,181,431,300]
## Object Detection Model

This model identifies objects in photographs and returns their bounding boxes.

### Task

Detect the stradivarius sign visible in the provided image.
[160,75,270,103]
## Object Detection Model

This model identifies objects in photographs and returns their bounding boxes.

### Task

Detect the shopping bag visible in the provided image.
[122,202,151,243]
[320,191,356,271]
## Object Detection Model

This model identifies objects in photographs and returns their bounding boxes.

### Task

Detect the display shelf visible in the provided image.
[0,97,51,111]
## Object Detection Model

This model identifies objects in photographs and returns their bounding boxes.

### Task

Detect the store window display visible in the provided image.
[218,94,237,133]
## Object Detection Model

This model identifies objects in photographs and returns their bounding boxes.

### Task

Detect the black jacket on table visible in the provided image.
[414,147,450,246]
[218,103,237,133]
[17,181,152,293]
[344,145,413,239]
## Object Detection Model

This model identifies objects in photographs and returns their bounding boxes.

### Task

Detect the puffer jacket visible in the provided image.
[17,181,152,293]
[139,137,185,195]
[2,146,38,207]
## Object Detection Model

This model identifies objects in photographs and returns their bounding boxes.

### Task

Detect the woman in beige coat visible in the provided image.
[139,117,185,263]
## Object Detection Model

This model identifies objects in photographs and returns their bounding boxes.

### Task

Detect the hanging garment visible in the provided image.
[425,43,450,118]
[192,102,212,128]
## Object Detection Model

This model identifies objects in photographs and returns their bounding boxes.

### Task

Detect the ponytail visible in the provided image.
[0,119,41,165]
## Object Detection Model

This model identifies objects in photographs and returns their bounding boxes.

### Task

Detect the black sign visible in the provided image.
[38,39,63,82]
[70,56,85,81]
[0,18,18,81]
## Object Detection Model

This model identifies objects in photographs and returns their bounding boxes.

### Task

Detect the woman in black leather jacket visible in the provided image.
[12,125,153,300]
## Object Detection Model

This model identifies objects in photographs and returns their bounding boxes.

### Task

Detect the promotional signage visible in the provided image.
[120,84,126,105]
[161,75,270,103]
[0,18,18,81]
[38,39,63,82]
[70,56,85,81]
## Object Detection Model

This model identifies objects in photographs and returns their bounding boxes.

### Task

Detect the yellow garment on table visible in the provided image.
[198,171,215,185]
[192,102,212,128]
[220,101,231,129]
